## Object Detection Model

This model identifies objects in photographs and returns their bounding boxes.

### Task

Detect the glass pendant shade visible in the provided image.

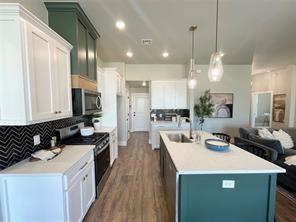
[188,76,197,89]
[188,58,197,89]
[208,52,223,82]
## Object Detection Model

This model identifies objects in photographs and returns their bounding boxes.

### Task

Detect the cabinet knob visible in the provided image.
[54,111,58,114]
[58,111,62,114]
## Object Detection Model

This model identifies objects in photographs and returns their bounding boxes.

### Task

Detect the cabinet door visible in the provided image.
[164,149,176,222]
[53,42,72,117]
[26,23,55,121]
[82,162,96,216]
[175,81,187,109]
[151,82,165,109]
[164,82,175,109]
[66,179,83,222]
[87,32,96,81]
[77,19,87,76]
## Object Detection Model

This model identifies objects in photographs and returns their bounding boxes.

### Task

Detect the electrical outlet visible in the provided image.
[33,135,40,146]
[222,180,235,189]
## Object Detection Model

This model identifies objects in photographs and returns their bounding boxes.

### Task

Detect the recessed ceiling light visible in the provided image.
[162,52,169,58]
[116,20,125,30]
[126,51,133,58]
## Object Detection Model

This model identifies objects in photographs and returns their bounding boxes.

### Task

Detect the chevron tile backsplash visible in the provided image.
[0,116,92,170]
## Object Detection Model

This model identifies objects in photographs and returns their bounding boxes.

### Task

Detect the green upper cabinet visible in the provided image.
[45,2,99,81]
[87,32,96,81]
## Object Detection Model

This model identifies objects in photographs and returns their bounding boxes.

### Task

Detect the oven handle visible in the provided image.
[95,141,109,155]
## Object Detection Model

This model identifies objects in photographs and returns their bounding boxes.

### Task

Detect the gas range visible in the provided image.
[56,122,111,197]
[62,132,109,152]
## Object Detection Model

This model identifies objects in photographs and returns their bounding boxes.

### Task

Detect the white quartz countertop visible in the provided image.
[94,126,116,133]
[160,131,286,175]
[0,145,94,175]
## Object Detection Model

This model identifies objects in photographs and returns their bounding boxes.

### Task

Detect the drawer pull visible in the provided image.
[80,162,88,170]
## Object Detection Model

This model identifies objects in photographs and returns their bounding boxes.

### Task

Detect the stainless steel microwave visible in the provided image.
[72,89,102,115]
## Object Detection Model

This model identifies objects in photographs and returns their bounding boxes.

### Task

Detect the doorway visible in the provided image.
[251,91,273,128]
[131,93,149,131]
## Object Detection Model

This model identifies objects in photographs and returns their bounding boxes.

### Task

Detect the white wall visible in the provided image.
[0,0,48,24]
[252,65,296,128]
[126,64,185,80]
[189,65,252,137]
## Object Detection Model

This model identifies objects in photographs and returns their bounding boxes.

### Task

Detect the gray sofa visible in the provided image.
[239,127,296,193]
[239,128,296,156]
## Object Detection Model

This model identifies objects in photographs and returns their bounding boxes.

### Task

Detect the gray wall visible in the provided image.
[0,0,48,24]
[188,65,252,137]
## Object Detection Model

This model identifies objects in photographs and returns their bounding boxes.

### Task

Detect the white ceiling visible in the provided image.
[44,0,296,71]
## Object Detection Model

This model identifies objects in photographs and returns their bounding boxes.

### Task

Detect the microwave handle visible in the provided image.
[96,96,102,110]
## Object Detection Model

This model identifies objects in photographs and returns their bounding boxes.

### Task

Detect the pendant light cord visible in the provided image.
[215,0,219,52]
[191,30,194,72]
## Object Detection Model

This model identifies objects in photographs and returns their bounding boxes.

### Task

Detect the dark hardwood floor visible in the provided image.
[84,132,296,222]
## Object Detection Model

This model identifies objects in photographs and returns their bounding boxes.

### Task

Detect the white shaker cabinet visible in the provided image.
[151,82,165,109]
[0,146,96,222]
[109,128,118,166]
[0,4,73,125]
[151,80,187,109]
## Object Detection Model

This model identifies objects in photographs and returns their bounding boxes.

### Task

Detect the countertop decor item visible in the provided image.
[205,138,230,152]
[80,127,95,136]
[194,89,214,130]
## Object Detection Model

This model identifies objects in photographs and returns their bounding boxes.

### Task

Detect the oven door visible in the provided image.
[94,143,110,194]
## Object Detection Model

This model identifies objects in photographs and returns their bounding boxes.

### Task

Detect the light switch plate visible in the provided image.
[33,135,40,146]
[222,180,235,189]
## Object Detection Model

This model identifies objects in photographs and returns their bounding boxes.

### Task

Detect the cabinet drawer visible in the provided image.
[64,151,94,190]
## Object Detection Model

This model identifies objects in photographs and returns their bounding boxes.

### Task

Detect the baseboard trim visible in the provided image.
[118,141,127,146]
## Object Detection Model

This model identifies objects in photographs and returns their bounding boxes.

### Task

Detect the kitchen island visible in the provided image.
[159,131,285,222]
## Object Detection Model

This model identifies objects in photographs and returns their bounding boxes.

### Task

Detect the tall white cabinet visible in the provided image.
[0,4,72,125]
[151,80,188,109]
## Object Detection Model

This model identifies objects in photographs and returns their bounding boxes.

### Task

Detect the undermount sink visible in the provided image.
[166,133,193,143]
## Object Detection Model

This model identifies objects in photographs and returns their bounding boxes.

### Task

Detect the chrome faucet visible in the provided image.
[178,117,193,139]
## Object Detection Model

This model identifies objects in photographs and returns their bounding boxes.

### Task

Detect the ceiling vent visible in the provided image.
[141,39,152,46]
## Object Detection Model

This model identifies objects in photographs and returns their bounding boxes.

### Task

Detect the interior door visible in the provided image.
[26,23,55,121]
[132,93,149,131]
[53,42,72,117]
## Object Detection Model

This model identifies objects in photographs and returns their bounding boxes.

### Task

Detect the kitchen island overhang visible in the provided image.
[159,131,286,222]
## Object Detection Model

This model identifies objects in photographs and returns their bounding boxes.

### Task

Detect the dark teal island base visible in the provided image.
[160,138,278,222]
[179,174,276,222]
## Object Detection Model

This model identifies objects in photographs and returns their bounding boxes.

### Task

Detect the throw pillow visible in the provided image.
[272,129,294,149]
[258,128,274,139]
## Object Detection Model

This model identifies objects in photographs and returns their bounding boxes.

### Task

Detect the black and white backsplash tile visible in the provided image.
[0,116,92,170]
[150,109,190,121]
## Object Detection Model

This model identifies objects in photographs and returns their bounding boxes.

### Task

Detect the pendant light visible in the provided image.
[208,0,224,82]
[188,25,198,89]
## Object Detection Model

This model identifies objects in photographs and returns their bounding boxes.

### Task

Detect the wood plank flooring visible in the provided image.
[84,132,296,222]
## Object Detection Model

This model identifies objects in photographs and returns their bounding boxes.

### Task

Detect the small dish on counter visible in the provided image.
[80,127,94,136]
[205,139,230,152]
